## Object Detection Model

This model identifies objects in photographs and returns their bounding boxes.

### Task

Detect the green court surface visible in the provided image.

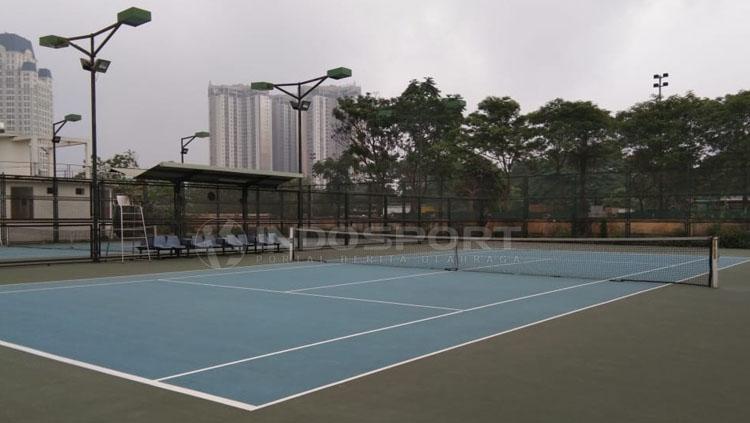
[1,251,750,423]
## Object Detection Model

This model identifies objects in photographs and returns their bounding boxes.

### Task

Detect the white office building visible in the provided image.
[0,33,54,176]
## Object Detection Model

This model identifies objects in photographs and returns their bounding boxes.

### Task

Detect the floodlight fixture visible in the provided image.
[251,82,275,91]
[117,7,152,27]
[39,35,70,49]
[64,114,82,122]
[290,100,311,111]
[326,67,352,80]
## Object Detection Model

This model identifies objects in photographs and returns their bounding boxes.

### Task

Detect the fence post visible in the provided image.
[215,185,221,233]
[685,167,692,236]
[241,185,248,236]
[344,191,350,230]
[383,194,388,230]
[417,195,422,230]
[571,174,579,237]
[173,181,184,239]
[522,175,529,237]
[447,197,452,231]
[307,185,312,227]
[625,170,632,237]
[255,187,261,230]
[367,192,373,230]
[0,173,5,245]
[280,190,285,234]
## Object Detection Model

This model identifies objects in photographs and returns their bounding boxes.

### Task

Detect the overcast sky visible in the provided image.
[6,0,750,168]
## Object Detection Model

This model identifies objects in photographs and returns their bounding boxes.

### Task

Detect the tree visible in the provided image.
[617,93,715,214]
[464,96,537,197]
[704,90,750,215]
[392,78,465,196]
[332,94,401,192]
[528,99,616,235]
[75,149,140,179]
[312,151,357,191]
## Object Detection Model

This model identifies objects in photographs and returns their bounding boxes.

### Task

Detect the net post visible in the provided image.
[709,236,719,288]
[289,227,295,262]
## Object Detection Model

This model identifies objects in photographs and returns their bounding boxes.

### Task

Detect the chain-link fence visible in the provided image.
[2,167,749,263]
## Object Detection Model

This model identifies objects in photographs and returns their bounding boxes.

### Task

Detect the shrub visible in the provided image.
[708,225,750,249]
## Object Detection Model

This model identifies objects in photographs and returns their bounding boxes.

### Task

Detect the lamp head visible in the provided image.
[290,100,311,111]
[250,82,275,91]
[80,58,111,73]
[118,7,152,27]
[64,114,82,122]
[39,35,70,49]
[327,67,352,80]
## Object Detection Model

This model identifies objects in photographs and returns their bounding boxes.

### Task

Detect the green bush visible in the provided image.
[599,220,608,238]
[709,225,750,249]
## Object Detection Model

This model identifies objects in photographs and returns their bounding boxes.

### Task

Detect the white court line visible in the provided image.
[156,308,462,381]
[0,339,257,411]
[0,260,325,290]
[157,259,698,382]
[0,279,153,295]
[252,282,673,411]
[288,291,460,311]
[165,262,342,280]
[157,278,455,311]
[288,270,450,292]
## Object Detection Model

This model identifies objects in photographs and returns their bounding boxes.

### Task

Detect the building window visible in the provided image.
[75,187,85,195]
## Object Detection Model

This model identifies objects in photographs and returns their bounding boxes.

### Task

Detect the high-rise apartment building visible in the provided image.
[0,33,54,175]
[304,85,361,175]
[271,95,299,173]
[208,84,273,170]
[208,82,360,175]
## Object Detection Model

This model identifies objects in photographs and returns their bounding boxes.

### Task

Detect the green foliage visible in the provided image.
[312,152,357,191]
[708,225,750,249]
[599,219,608,238]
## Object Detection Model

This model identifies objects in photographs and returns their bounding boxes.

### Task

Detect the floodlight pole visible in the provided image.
[269,76,330,246]
[40,8,151,262]
[51,116,80,242]
[180,132,209,163]
[251,68,351,247]
[653,73,669,101]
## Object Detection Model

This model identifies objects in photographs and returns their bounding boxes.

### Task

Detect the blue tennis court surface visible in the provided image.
[0,255,747,411]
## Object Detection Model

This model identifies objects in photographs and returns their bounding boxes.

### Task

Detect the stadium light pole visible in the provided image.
[251,67,352,244]
[40,7,151,262]
[51,114,82,243]
[180,131,210,163]
[653,73,669,101]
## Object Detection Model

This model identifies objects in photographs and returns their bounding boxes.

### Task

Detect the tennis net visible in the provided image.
[290,228,719,287]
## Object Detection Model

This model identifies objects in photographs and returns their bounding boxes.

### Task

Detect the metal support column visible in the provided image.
[241,185,249,236]
[173,181,184,239]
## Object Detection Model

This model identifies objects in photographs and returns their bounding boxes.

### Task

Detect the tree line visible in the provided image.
[314,78,750,226]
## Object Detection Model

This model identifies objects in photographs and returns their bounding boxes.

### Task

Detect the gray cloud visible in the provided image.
[5,0,749,167]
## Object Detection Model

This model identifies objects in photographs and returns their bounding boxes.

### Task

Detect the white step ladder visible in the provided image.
[115,195,151,262]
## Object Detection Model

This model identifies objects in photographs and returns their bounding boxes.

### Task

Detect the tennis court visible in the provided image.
[0,240,747,411]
